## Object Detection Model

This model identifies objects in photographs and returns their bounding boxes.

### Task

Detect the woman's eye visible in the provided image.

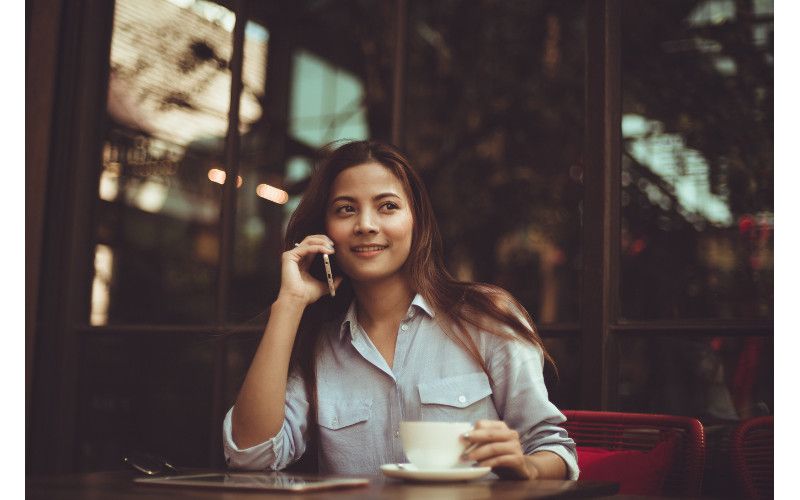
[335,205,355,214]
[381,202,399,211]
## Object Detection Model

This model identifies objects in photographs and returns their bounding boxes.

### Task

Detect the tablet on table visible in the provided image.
[134,472,370,492]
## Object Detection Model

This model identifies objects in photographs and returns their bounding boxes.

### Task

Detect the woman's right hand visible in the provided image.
[277,234,343,306]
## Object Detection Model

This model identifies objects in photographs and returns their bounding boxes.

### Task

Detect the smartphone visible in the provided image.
[310,252,339,297]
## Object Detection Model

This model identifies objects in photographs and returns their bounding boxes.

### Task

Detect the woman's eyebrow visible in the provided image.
[330,192,401,204]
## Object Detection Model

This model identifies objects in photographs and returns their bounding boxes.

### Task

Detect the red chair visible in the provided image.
[563,410,705,497]
[730,416,773,500]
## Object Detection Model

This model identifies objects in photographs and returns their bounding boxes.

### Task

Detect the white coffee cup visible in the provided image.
[400,421,473,470]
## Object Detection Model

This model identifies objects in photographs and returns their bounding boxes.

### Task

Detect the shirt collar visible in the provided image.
[337,293,436,341]
[409,293,436,319]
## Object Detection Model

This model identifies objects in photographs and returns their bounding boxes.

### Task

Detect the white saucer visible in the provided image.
[380,464,492,482]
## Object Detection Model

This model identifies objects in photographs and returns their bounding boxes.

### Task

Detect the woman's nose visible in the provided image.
[354,211,379,234]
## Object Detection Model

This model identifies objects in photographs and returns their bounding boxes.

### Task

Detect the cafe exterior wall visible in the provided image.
[28,0,772,482]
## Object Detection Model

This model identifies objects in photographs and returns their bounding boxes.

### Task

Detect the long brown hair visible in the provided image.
[283,140,554,466]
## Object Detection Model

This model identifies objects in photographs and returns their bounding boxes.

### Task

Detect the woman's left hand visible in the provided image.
[461,420,537,480]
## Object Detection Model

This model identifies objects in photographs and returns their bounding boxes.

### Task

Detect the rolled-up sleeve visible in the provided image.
[222,371,310,471]
[487,336,580,480]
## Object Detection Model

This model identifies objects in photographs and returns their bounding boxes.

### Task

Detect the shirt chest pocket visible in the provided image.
[318,398,372,431]
[317,398,373,461]
[417,372,495,423]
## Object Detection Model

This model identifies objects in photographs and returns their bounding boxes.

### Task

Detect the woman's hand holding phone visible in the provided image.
[234,234,341,448]
[278,234,342,306]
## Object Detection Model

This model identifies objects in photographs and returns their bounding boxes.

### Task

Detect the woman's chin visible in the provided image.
[345,269,404,286]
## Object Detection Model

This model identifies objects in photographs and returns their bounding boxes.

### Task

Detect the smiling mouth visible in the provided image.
[352,245,388,253]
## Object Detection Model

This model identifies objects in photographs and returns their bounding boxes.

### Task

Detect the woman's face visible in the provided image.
[325,162,414,285]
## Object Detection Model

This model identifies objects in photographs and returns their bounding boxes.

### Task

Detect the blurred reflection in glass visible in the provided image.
[404,0,585,324]
[228,0,394,321]
[91,0,239,324]
[90,244,114,325]
[614,334,772,421]
[620,0,773,320]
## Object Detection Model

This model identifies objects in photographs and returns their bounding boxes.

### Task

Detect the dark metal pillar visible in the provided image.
[581,0,621,410]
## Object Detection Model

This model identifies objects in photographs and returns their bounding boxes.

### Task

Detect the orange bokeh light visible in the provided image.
[256,184,289,204]
[207,168,243,187]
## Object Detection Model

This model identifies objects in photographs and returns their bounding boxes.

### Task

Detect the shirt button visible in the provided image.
[331,418,338,426]
[394,430,400,438]
[401,324,409,331]
[458,395,467,404]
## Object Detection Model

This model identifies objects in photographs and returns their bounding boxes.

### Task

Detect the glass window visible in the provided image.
[613,334,773,420]
[403,0,586,324]
[620,0,773,320]
[77,335,216,469]
[91,0,239,324]
[543,337,581,409]
[228,0,394,321]
[289,50,370,147]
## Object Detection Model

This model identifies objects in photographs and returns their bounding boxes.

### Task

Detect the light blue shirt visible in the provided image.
[223,294,579,479]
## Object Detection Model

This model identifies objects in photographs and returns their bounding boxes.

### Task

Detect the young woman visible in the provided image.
[223,140,578,480]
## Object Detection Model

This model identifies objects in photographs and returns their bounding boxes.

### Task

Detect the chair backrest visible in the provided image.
[730,416,773,500]
[563,410,705,497]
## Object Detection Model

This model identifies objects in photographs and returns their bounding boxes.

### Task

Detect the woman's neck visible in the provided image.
[352,276,416,330]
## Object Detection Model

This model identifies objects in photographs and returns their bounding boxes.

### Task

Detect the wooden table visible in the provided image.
[27,471,619,499]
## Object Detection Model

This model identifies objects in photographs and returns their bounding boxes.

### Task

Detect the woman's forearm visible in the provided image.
[525,450,568,480]
[231,296,306,449]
